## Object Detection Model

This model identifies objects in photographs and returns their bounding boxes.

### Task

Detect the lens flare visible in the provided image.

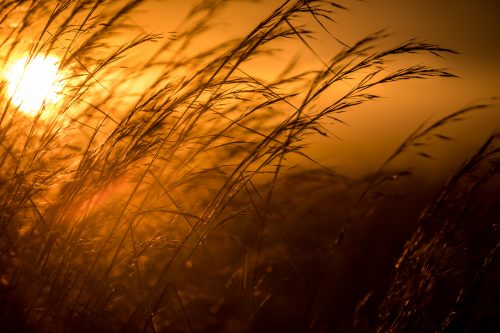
[5,55,64,115]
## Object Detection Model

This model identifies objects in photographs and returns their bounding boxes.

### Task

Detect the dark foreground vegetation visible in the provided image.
[0,0,498,332]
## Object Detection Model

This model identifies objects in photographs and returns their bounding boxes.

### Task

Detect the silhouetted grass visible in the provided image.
[0,1,498,332]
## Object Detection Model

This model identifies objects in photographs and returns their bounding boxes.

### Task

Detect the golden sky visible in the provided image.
[135,0,500,177]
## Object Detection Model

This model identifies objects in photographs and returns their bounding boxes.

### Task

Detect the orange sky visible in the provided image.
[135,0,500,178]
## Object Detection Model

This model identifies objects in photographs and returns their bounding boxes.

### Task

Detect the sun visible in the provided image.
[5,55,65,116]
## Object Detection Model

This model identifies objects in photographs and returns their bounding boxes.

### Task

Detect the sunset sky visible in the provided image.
[1,2,498,331]
[136,0,500,177]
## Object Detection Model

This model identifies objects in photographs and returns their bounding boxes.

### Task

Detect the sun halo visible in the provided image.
[5,55,65,116]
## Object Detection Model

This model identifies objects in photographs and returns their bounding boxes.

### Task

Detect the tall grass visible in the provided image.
[0,0,498,332]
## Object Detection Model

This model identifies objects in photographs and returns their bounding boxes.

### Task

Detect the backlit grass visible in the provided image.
[0,1,498,332]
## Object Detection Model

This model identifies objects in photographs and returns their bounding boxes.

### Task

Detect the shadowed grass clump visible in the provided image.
[373,132,500,332]
[0,0,498,332]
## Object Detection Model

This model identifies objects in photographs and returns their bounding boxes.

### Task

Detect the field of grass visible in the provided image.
[0,1,498,332]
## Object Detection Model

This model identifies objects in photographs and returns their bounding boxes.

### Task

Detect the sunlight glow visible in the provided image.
[5,55,64,115]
